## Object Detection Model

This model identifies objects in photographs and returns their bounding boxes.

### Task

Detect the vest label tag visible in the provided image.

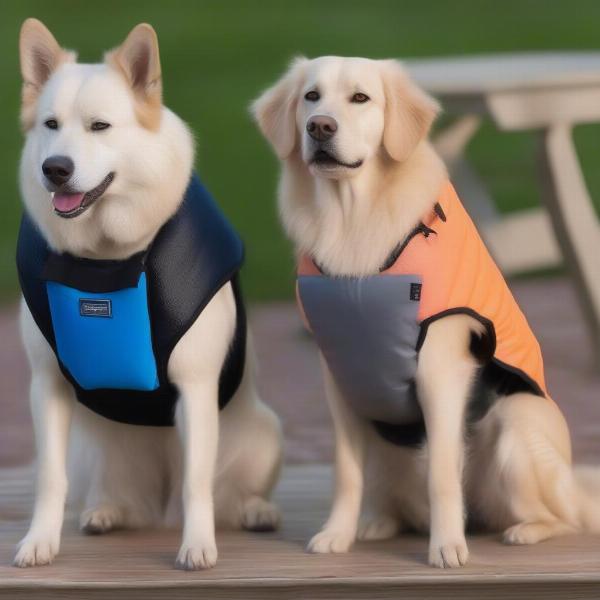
[410,283,422,301]
[79,298,112,318]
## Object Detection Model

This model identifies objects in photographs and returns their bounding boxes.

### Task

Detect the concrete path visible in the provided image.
[1,276,599,468]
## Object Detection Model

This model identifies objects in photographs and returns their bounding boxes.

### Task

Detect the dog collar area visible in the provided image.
[43,249,148,293]
[311,202,446,277]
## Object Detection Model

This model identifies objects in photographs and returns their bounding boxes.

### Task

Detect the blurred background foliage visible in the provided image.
[0,0,598,301]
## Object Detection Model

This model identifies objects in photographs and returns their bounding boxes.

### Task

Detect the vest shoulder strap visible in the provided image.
[16,213,55,349]
[145,172,244,369]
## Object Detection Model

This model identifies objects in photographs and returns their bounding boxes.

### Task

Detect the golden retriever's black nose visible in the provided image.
[42,156,74,186]
[307,115,338,141]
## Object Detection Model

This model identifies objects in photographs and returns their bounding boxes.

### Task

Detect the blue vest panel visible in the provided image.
[46,273,159,391]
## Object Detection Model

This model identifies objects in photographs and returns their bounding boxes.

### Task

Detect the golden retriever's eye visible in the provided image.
[351,92,370,104]
[44,119,58,130]
[304,90,320,102]
[91,121,111,132]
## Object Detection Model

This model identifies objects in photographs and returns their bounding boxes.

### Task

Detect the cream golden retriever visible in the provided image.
[252,56,600,568]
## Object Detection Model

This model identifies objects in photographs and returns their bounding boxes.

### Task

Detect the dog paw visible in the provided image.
[175,540,218,570]
[428,538,469,568]
[241,496,280,532]
[502,522,545,545]
[357,515,400,541]
[307,528,354,554]
[13,532,60,567]
[80,505,122,534]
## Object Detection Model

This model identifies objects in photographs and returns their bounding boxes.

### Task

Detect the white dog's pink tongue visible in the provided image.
[52,192,85,213]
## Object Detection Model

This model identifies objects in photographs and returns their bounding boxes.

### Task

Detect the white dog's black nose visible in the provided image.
[42,155,74,187]
[307,115,338,141]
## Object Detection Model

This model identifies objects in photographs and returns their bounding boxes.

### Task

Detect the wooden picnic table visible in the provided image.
[407,53,600,369]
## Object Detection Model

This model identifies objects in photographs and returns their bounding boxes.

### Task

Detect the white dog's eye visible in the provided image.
[350,92,370,104]
[44,119,58,130]
[304,90,320,102]
[91,121,111,132]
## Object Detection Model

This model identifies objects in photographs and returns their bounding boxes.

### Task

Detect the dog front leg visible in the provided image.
[174,379,219,570]
[416,316,478,568]
[308,359,366,554]
[14,373,74,567]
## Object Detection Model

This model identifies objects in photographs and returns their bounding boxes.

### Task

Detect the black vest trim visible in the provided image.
[43,251,147,293]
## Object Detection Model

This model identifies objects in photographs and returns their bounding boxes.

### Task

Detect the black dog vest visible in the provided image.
[16,173,246,426]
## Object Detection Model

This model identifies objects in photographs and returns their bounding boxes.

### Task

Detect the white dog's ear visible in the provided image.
[19,18,76,130]
[106,23,162,130]
[251,57,308,159]
[381,60,440,162]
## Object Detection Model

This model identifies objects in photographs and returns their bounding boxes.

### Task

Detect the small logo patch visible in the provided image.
[79,298,112,318]
[410,283,422,302]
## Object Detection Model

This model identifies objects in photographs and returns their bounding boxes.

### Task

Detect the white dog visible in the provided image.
[15,19,282,570]
[253,56,600,568]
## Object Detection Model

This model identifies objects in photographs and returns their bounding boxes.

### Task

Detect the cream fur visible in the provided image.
[15,20,282,570]
[253,55,600,568]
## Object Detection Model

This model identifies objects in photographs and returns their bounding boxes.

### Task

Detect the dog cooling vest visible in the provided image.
[297,181,548,445]
[17,173,246,427]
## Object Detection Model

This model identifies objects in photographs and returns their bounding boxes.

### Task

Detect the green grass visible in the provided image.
[1,0,599,301]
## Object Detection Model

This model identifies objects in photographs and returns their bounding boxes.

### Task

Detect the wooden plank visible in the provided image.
[407,53,600,95]
[483,208,561,273]
[2,464,600,598]
[488,87,600,129]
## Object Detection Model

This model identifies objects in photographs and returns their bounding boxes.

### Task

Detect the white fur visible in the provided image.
[14,21,282,570]
[253,55,600,568]
[19,60,193,259]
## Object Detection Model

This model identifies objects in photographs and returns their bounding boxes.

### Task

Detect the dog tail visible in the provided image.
[574,465,600,532]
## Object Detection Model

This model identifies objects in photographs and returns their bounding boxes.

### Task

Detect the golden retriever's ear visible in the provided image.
[106,24,162,130]
[251,57,308,159]
[381,60,439,162]
[19,18,76,130]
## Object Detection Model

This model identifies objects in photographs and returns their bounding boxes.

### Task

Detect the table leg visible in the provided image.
[537,124,600,370]
[435,117,560,275]
[433,116,498,224]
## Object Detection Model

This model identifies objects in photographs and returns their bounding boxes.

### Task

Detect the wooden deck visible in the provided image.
[2,464,600,599]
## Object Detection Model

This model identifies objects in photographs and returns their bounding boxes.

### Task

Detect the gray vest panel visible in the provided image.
[298,274,423,425]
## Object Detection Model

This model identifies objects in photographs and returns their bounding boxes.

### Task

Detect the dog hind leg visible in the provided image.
[214,376,283,532]
[357,513,401,541]
[469,392,580,545]
[71,407,167,535]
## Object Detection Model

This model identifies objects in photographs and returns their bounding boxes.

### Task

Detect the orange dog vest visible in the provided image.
[297,182,547,444]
